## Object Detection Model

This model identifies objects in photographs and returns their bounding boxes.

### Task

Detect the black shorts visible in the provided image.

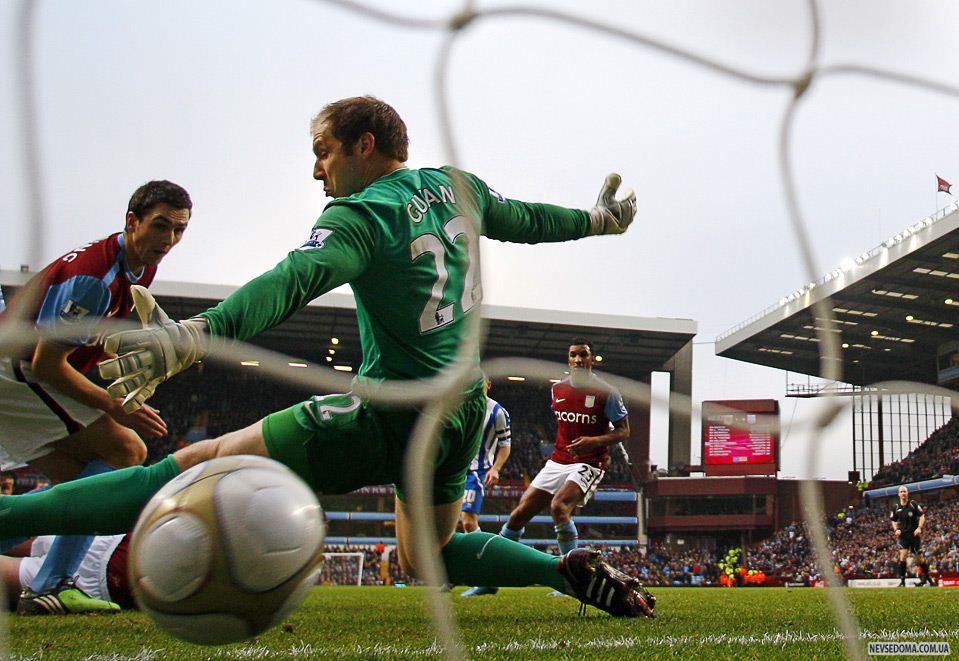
[897,534,921,554]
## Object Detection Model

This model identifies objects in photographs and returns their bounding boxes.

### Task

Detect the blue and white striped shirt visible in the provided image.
[469,397,511,472]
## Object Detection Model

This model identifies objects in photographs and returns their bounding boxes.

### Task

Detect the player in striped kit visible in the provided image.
[460,377,512,535]
[459,377,511,597]
[500,339,629,562]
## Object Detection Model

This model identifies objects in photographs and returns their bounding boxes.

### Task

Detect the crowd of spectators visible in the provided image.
[871,416,959,487]
[314,496,959,587]
[63,367,953,496]
[318,545,385,586]
[827,497,959,579]
[745,521,817,584]
[491,381,551,483]
[631,497,959,587]
[633,541,720,586]
[112,370,641,489]
[143,363,307,462]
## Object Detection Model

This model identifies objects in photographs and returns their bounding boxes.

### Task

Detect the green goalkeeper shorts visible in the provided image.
[261,389,486,505]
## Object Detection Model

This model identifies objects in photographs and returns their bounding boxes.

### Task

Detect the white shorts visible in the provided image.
[19,534,125,602]
[529,459,605,506]
[0,357,105,469]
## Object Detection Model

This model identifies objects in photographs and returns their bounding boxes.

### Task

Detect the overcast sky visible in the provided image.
[3,0,958,480]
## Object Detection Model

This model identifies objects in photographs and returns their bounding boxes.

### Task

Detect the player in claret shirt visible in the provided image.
[0,180,191,614]
[500,339,629,560]
[0,181,191,482]
[0,181,193,615]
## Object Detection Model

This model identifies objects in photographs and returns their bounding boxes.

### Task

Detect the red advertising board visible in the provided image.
[702,400,779,476]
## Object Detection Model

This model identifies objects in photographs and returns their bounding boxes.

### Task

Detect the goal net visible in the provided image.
[10,3,959,659]
[319,552,366,586]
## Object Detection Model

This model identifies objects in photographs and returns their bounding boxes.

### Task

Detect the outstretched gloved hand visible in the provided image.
[587,173,637,236]
[98,285,208,413]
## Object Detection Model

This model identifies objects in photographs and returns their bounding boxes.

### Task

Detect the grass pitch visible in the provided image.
[4,586,958,660]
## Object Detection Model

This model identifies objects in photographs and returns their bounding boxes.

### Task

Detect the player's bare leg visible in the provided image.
[0,555,23,607]
[28,416,149,485]
[28,451,87,486]
[546,480,584,594]
[17,416,149,614]
[172,420,269,472]
[503,487,553,535]
[16,422,145,616]
[460,511,479,533]
[394,496,461,578]
[549,481,583,527]
[55,415,147,470]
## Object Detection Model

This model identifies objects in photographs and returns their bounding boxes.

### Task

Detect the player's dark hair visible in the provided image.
[569,338,593,353]
[127,180,193,219]
[315,96,409,162]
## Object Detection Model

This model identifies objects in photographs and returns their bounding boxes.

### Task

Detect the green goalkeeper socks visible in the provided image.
[441,531,565,591]
[0,455,181,537]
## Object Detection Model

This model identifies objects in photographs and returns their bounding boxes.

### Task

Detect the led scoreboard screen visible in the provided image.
[701,399,779,476]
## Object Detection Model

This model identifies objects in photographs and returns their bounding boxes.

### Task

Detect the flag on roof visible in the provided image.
[937,174,952,194]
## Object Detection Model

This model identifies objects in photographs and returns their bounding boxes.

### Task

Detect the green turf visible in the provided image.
[3,586,957,660]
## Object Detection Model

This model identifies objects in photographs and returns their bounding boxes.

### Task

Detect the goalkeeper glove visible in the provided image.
[587,173,637,236]
[98,285,209,413]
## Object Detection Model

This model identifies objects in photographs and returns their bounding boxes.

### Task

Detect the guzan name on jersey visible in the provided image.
[406,185,457,222]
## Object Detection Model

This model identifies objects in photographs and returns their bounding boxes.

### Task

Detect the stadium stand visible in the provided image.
[130,366,635,489]
[143,364,307,463]
[870,417,959,487]
[6,364,958,589]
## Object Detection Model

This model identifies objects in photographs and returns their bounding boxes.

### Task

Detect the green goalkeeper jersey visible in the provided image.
[200,167,589,387]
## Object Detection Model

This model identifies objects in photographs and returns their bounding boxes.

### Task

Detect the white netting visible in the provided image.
[5,2,959,660]
[320,552,366,587]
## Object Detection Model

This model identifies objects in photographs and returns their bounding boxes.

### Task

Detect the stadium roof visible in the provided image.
[0,272,697,381]
[715,202,959,387]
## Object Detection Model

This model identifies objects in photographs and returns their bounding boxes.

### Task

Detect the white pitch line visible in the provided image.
[5,628,959,661]
[475,628,959,654]
[5,648,170,661]
[217,628,959,659]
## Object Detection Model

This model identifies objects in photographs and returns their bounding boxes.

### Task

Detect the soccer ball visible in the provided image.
[129,455,325,645]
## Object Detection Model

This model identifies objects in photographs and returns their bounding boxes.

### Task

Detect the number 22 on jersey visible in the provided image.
[409,215,481,333]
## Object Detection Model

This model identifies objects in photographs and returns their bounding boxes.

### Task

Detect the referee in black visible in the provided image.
[891,485,933,586]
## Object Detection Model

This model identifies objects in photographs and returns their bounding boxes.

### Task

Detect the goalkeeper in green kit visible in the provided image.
[0,96,654,617]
